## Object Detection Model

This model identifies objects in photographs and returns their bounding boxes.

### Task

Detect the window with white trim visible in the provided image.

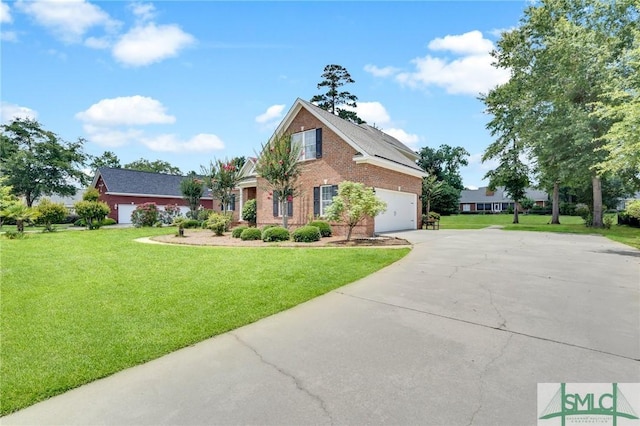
[292,129,317,161]
[320,185,334,216]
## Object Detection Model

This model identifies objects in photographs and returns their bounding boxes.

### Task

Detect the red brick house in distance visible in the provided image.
[238,98,426,237]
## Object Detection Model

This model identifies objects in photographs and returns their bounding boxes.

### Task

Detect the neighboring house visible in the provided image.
[31,190,84,213]
[459,187,549,213]
[91,168,238,224]
[617,191,640,211]
[238,98,426,236]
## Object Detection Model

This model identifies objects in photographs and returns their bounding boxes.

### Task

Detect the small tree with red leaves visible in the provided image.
[202,158,242,214]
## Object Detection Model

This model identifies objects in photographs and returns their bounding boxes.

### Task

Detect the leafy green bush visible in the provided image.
[308,220,332,237]
[292,225,321,242]
[560,202,577,216]
[603,214,614,229]
[75,199,110,230]
[627,200,640,220]
[197,209,213,222]
[3,230,27,239]
[240,227,262,241]
[575,204,591,226]
[262,224,276,232]
[262,226,290,242]
[530,205,552,215]
[242,199,257,226]
[179,219,201,229]
[35,199,67,232]
[231,226,248,238]
[131,203,160,227]
[206,212,232,236]
[101,218,116,226]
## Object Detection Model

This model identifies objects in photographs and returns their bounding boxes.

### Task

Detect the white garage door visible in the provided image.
[117,204,137,224]
[374,189,417,233]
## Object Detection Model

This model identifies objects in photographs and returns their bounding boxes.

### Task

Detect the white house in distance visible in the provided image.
[459,186,549,213]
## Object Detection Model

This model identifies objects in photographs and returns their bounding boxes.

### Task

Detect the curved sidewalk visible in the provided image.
[4,229,639,425]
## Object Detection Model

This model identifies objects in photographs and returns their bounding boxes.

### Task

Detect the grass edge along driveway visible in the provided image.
[0,227,409,415]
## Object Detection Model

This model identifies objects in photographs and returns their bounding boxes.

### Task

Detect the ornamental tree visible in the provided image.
[202,158,242,214]
[325,181,386,241]
[255,133,303,228]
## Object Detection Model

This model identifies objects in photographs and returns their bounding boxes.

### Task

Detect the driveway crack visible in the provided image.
[467,334,514,425]
[231,333,334,425]
[480,284,507,329]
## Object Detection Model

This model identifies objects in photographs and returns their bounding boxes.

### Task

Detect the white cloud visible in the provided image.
[82,124,143,148]
[363,64,400,78]
[370,30,510,96]
[1,1,12,23]
[129,2,156,22]
[427,30,494,55]
[142,133,225,153]
[468,152,498,171]
[255,104,285,124]
[76,95,176,126]
[16,0,118,43]
[1,30,17,42]
[489,27,516,38]
[84,36,111,49]
[384,128,420,148]
[112,23,195,67]
[1,102,38,122]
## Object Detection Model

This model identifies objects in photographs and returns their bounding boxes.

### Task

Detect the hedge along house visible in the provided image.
[91,167,240,224]
[238,98,426,237]
[459,186,549,213]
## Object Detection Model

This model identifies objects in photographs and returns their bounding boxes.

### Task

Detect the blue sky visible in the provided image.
[1,0,528,188]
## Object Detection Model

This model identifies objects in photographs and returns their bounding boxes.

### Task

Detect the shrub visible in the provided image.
[75,198,110,230]
[603,214,614,229]
[292,225,321,242]
[262,224,276,232]
[64,214,79,224]
[575,204,591,226]
[197,209,213,222]
[35,199,67,232]
[240,227,262,241]
[74,219,85,227]
[231,226,248,238]
[160,204,183,225]
[242,199,257,226]
[3,230,27,239]
[131,203,160,227]
[101,218,116,226]
[262,226,290,242]
[530,205,552,215]
[179,219,201,229]
[308,220,332,237]
[627,200,640,220]
[206,212,232,236]
[560,202,577,216]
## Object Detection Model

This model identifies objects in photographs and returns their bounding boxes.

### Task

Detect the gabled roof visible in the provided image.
[460,187,549,203]
[274,98,425,177]
[92,167,212,198]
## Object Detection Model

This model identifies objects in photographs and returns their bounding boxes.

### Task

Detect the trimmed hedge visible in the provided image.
[240,228,262,241]
[231,226,248,238]
[262,226,290,242]
[292,226,321,243]
[308,220,332,237]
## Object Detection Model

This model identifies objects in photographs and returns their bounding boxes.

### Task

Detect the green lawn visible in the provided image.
[0,227,409,415]
[439,214,640,249]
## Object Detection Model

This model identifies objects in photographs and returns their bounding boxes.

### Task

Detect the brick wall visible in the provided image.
[255,108,422,237]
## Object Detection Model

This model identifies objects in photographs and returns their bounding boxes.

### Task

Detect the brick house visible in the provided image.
[459,186,548,213]
[91,168,241,224]
[238,98,426,237]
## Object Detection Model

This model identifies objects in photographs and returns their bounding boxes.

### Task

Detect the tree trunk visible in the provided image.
[513,202,519,224]
[346,225,353,241]
[281,199,288,228]
[551,181,561,224]
[592,175,603,228]
[16,219,24,233]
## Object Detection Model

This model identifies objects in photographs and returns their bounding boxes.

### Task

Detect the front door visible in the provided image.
[493,203,501,212]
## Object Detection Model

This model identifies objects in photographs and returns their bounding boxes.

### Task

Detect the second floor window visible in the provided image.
[292,129,320,161]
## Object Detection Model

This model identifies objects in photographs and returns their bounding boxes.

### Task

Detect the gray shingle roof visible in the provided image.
[297,99,423,172]
[460,187,549,203]
[95,168,211,197]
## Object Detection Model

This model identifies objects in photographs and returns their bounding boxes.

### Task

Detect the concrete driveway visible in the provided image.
[4,228,639,425]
